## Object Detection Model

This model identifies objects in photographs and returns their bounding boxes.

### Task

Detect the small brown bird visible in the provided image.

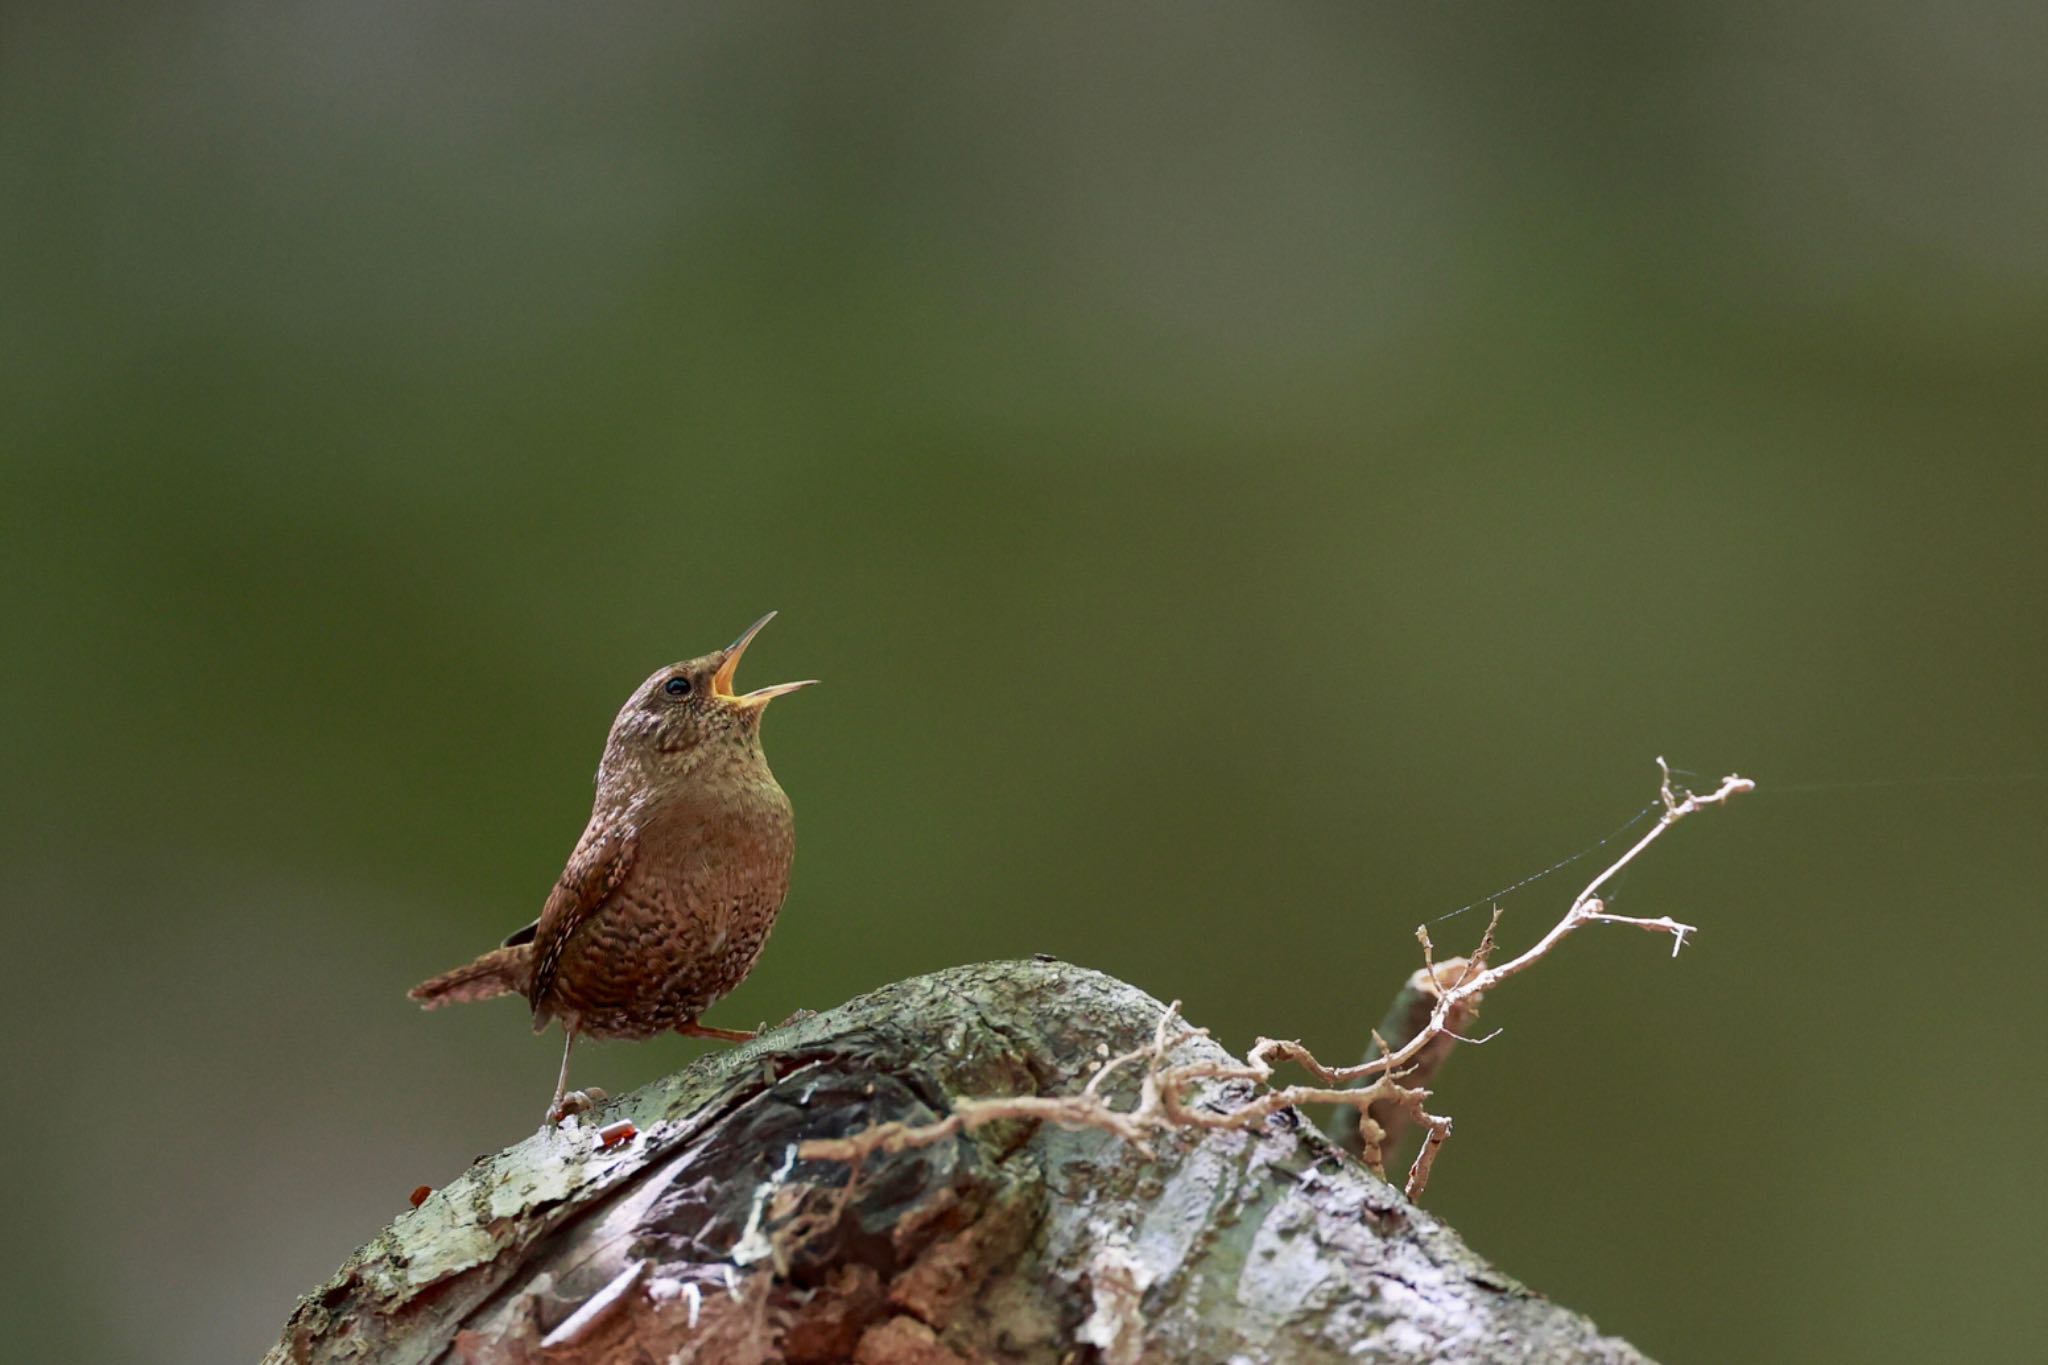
[409,612,815,1121]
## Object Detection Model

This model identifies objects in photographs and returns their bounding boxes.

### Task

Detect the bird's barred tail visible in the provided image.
[408,945,529,1009]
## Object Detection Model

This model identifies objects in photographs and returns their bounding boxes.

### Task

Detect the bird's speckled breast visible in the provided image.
[546,773,794,1039]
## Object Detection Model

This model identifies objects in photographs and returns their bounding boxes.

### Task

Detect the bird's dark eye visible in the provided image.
[664,676,691,697]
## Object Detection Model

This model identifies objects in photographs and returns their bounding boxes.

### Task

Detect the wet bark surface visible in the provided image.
[266,960,1653,1364]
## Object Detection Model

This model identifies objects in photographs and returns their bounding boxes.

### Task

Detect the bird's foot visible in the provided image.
[676,1021,757,1043]
[546,1087,608,1125]
[774,1008,817,1028]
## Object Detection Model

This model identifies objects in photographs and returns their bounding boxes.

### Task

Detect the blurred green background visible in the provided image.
[5,4,2044,1362]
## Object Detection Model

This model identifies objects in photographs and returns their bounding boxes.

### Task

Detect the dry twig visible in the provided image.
[800,759,1753,1200]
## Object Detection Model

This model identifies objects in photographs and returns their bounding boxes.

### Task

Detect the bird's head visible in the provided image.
[602,612,816,779]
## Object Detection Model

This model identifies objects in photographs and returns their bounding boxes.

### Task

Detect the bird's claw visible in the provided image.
[547,1087,608,1124]
[676,1021,757,1043]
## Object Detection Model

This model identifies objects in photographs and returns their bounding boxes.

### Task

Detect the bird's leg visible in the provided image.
[676,1021,757,1043]
[546,1025,605,1124]
[545,1025,576,1121]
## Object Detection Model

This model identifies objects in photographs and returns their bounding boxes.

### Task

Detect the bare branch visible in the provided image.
[801,761,1754,1198]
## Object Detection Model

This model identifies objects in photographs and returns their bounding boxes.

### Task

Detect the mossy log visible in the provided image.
[266,960,1653,1364]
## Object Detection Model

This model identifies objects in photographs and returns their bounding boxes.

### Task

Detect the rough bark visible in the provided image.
[267,960,1653,1364]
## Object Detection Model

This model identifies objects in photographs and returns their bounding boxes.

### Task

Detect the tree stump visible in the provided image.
[266,960,1653,1364]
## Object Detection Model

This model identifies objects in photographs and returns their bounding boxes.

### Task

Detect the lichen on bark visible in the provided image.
[267,959,1653,1364]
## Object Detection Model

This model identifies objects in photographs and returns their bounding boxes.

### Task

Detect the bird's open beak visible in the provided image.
[712,611,818,705]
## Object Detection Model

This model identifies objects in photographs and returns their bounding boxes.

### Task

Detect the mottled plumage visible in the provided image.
[409,613,814,1120]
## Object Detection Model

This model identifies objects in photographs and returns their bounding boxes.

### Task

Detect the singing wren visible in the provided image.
[409,612,815,1121]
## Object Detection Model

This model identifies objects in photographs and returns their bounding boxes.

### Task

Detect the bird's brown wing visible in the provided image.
[525,820,638,1016]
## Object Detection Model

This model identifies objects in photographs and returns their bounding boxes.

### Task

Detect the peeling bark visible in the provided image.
[267,960,1653,1364]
